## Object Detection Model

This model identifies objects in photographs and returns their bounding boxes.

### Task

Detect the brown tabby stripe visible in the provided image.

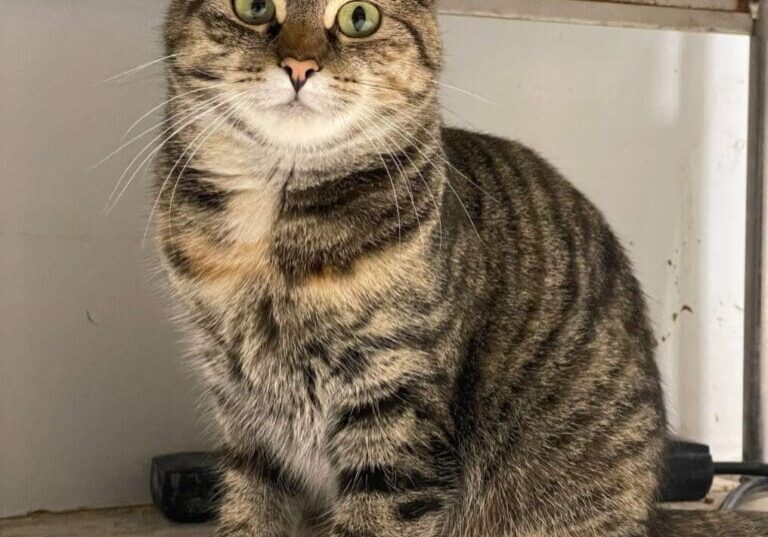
[338,465,454,495]
[224,445,305,496]
[396,497,444,521]
[388,15,439,72]
[331,382,416,434]
[331,525,374,537]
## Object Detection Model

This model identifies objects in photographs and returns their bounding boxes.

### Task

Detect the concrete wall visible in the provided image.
[0,0,749,517]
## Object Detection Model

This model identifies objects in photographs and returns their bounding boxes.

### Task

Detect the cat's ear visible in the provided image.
[419,0,440,12]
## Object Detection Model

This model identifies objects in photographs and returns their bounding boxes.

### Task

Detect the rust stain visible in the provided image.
[672,304,694,322]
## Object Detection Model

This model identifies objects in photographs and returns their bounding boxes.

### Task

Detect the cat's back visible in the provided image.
[440,126,639,327]
[441,126,646,326]
[442,126,592,220]
[441,128,667,533]
[440,126,616,269]
[441,125,663,442]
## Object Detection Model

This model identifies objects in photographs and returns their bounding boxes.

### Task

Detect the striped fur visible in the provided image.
[155,1,768,536]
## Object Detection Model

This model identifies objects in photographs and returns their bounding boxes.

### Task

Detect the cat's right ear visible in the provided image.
[164,0,194,51]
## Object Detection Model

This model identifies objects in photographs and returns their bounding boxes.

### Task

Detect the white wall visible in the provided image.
[0,0,210,518]
[439,16,749,460]
[0,0,749,518]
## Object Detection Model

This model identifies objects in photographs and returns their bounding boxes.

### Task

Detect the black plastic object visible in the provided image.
[658,439,714,502]
[150,452,222,523]
[151,440,714,523]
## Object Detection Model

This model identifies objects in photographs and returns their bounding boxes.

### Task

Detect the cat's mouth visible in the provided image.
[274,96,322,117]
[232,74,359,147]
[283,99,311,111]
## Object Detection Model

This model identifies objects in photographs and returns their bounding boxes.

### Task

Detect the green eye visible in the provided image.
[337,2,381,38]
[233,0,276,25]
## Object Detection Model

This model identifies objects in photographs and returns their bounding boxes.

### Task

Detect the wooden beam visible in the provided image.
[439,0,754,35]
[588,0,748,12]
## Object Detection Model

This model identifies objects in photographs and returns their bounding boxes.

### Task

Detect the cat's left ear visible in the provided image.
[420,0,442,13]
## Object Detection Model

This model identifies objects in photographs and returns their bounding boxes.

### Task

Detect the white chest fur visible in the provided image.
[225,351,337,502]
[225,181,284,245]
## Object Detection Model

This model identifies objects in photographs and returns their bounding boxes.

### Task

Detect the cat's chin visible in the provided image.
[245,105,358,150]
[276,99,317,117]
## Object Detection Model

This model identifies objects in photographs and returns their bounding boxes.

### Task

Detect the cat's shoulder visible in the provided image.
[441,127,614,235]
[442,127,558,176]
[441,127,578,194]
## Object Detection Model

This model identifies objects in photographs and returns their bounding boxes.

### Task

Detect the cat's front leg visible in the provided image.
[327,388,457,537]
[214,448,302,537]
[328,489,448,537]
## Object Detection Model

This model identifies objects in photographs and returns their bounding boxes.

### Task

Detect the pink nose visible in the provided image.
[280,58,319,93]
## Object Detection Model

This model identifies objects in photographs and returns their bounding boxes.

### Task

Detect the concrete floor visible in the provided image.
[2,478,767,537]
[0,505,214,537]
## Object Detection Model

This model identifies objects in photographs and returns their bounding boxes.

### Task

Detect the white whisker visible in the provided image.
[372,128,424,245]
[434,80,498,106]
[376,100,498,201]
[106,91,245,215]
[102,54,179,83]
[377,124,444,251]
[118,84,229,144]
[92,86,228,172]
[369,105,482,240]
[164,95,247,245]
[355,120,403,244]
[104,91,234,210]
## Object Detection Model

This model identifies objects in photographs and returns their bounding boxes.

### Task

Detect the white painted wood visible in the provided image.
[439,0,754,34]
[592,0,744,11]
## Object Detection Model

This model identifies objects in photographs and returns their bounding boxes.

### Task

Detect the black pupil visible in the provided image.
[251,0,267,16]
[352,6,367,31]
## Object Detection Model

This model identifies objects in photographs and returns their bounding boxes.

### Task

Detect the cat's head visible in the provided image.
[164,0,442,151]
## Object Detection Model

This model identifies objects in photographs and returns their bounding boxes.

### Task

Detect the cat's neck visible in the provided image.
[157,107,447,282]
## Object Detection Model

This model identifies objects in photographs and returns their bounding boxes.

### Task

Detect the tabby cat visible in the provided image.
[155,0,768,535]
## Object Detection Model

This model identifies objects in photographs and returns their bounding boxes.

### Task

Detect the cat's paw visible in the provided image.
[214,521,258,537]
